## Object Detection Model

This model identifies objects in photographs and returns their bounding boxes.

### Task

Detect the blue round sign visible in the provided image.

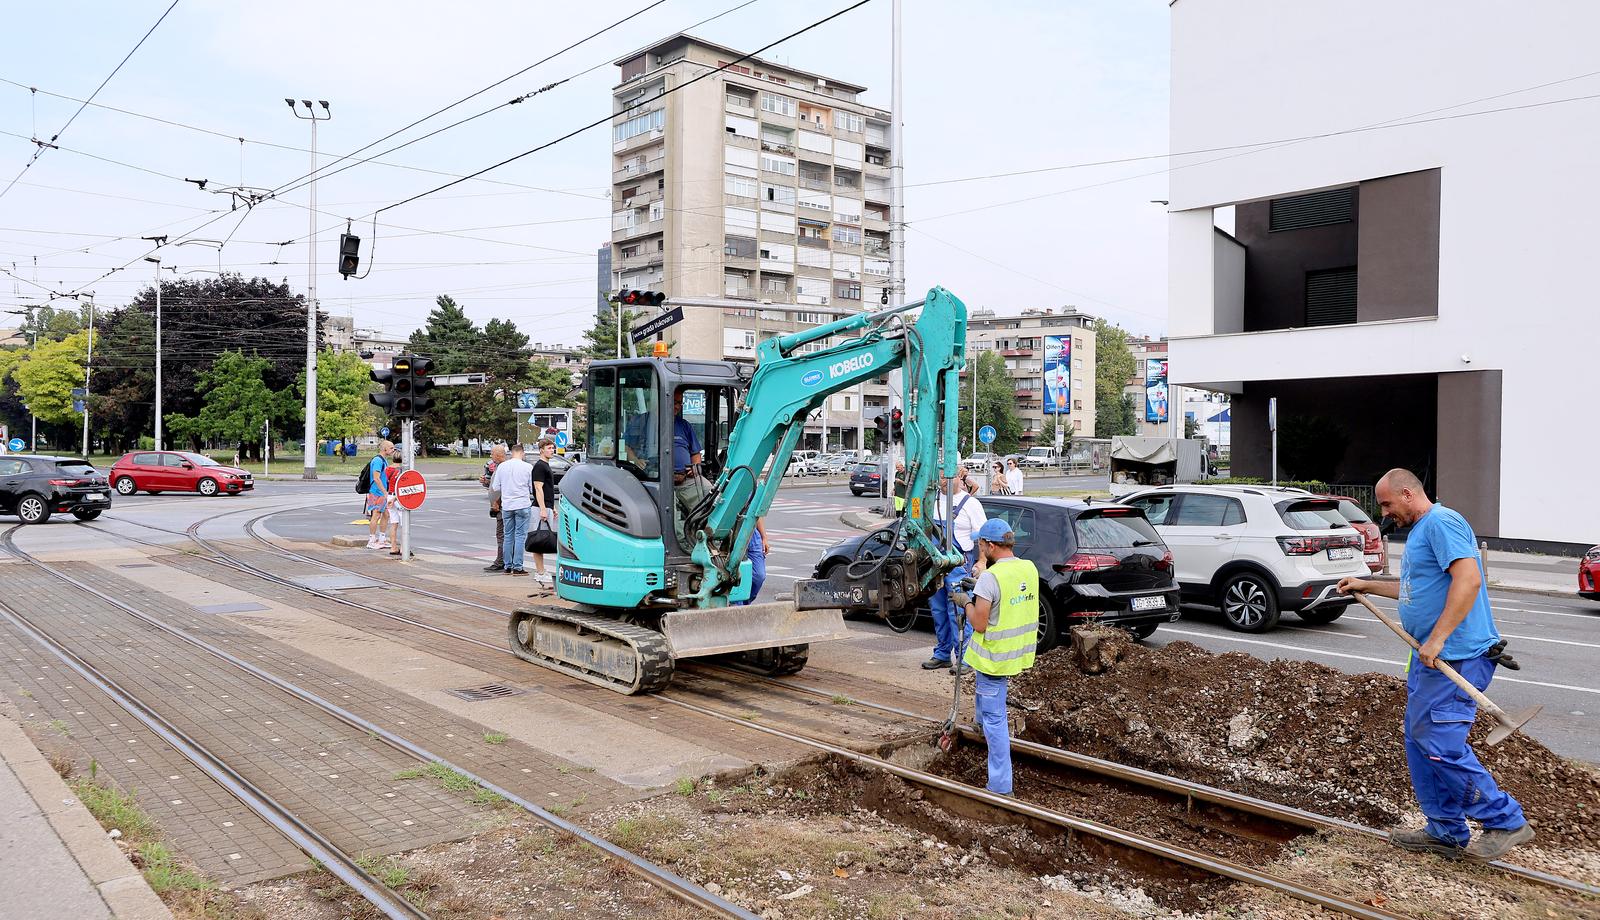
[554,431,569,448]
[379,426,390,438]
[978,425,997,445]
[6,438,23,452]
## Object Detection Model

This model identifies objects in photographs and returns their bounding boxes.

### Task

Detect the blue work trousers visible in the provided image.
[929,555,973,661]
[1404,654,1526,845]
[501,507,531,572]
[974,672,1013,795]
[735,530,766,606]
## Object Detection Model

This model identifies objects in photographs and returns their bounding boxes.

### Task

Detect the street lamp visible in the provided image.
[287,98,331,479]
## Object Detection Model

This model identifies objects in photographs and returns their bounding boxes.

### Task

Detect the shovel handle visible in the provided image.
[1349,592,1508,719]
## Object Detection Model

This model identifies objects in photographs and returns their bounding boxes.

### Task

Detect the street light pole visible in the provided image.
[78,294,95,456]
[287,98,331,480]
[141,236,167,448]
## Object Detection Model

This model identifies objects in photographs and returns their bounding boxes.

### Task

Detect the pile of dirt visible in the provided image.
[1012,627,1600,850]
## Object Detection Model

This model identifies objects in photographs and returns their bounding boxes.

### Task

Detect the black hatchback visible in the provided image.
[0,454,113,524]
[848,461,886,497]
[811,497,1179,651]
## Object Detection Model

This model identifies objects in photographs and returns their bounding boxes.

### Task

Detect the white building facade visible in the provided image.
[1167,0,1598,546]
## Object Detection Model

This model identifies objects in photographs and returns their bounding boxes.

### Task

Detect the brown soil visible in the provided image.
[1013,628,1600,851]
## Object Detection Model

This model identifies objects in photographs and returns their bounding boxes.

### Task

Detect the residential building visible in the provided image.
[1124,337,1169,438]
[0,327,25,347]
[529,342,590,387]
[324,315,354,353]
[609,33,896,452]
[1166,0,1594,546]
[352,328,411,369]
[965,307,1097,447]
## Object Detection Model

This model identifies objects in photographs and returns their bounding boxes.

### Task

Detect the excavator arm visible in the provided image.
[681,286,969,611]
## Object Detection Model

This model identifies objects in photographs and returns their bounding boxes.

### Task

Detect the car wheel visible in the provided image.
[850,488,863,496]
[1295,606,1345,625]
[16,493,50,525]
[1126,622,1159,641]
[1219,572,1279,632]
[197,477,219,496]
[71,508,103,522]
[114,477,137,496]
[1036,598,1060,653]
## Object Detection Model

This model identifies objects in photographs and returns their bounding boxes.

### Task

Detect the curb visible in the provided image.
[0,714,174,920]
[841,509,894,533]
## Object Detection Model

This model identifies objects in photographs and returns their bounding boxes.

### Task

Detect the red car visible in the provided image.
[1324,494,1387,574]
[110,451,255,497]
[1581,546,1600,601]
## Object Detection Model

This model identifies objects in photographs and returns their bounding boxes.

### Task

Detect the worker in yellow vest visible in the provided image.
[951,517,1040,795]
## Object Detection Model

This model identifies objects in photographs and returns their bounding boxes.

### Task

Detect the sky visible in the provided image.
[0,0,1173,346]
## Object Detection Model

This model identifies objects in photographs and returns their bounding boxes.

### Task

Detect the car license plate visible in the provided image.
[85,493,108,502]
[1131,595,1165,612]
[1328,547,1356,561]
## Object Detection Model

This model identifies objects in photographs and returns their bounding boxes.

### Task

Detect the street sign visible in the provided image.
[554,431,568,448]
[71,388,85,399]
[395,469,427,511]
[6,438,23,453]
[73,400,85,414]
[380,426,390,438]
[630,306,684,343]
[1267,397,1277,432]
[978,425,997,445]
[516,390,540,412]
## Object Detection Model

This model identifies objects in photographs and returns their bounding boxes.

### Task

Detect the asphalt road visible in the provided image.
[90,476,1600,763]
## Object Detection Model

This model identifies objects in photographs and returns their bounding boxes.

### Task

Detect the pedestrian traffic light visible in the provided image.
[338,232,361,279]
[391,354,436,418]
[616,289,667,307]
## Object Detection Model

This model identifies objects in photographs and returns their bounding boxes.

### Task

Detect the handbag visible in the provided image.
[526,517,558,554]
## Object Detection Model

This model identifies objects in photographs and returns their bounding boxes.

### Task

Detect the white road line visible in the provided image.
[1344,614,1600,647]
[1275,625,1368,639]
[1161,627,1600,696]
[764,565,797,572]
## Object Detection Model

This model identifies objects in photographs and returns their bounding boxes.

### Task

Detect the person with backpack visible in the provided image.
[361,440,396,550]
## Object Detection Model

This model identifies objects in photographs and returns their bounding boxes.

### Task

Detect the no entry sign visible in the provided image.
[395,469,427,510]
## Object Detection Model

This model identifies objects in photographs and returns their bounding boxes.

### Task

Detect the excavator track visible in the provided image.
[508,606,675,695]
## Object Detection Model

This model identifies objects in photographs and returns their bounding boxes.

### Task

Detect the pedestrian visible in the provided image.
[1337,468,1533,861]
[384,460,401,556]
[1006,457,1025,496]
[490,443,534,576]
[922,470,987,671]
[481,443,507,572]
[892,459,906,513]
[528,438,558,587]
[735,518,768,606]
[949,518,1040,795]
[989,461,1011,495]
[364,440,395,550]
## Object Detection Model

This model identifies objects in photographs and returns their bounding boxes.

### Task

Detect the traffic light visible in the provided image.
[889,407,904,440]
[873,413,889,443]
[615,289,666,307]
[337,232,361,279]
[391,354,436,418]
[369,367,398,414]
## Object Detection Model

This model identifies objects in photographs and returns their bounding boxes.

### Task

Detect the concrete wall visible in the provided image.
[1436,370,1502,537]
[1357,169,1441,323]
[1212,230,1245,335]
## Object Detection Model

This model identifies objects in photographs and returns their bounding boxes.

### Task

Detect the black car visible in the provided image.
[811,497,1179,650]
[0,454,113,524]
[848,461,886,497]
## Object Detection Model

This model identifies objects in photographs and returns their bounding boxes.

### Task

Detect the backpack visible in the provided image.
[357,459,374,494]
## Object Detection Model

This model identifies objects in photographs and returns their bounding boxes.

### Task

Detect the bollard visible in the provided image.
[1480,539,1491,582]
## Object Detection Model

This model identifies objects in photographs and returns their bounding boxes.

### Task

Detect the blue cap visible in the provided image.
[672,443,693,473]
[976,518,1015,544]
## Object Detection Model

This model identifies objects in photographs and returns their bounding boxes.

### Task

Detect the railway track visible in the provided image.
[0,520,757,920]
[77,509,1600,916]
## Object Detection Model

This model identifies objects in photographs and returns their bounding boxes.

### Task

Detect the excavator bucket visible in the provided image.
[659,600,851,659]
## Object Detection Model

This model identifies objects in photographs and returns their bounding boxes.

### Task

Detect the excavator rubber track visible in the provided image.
[508,605,674,695]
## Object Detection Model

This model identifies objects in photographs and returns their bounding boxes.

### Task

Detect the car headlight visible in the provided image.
[1586,546,1600,562]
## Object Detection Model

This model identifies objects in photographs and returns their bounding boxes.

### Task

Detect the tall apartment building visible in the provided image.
[965,308,1097,447]
[609,34,894,361]
[1167,0,1596,545]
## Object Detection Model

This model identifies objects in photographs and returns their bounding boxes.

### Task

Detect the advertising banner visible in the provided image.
[1043,335,1071,415]
[1145,357,1169,423]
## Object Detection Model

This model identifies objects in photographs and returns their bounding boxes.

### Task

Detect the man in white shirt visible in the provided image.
[489,443,535,576]
[922,470,988,670]
[1005,457,1025,497]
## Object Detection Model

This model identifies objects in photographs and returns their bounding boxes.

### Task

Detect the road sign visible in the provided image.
[978,425,996,445]
[554,431,569,448]
[395,469,427,511]
[71,387,85,399]
[6,438,23,453]
[516,390,540,412]
[630,306,684,343]
[73,400,85,414]
[380,426,390,438]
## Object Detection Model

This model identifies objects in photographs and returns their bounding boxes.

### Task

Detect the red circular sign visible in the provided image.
[395,469,427,510]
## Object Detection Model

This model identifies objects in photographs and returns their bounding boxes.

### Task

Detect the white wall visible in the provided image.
[1168,0,1600,544]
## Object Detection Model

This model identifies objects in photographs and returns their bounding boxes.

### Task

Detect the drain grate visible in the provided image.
[445,683,527,702]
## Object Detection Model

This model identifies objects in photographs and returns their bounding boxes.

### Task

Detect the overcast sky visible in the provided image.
[0,0,1172,345]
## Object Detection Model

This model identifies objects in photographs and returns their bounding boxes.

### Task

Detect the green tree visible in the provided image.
[309,349,376,460]
[12,331,89,427]
[1092,319,1138,439]
[407,296,482,451]
[583,304,643,359]
[958,350,1023,455]
[165,351,300,456]
[1184,414,1200,440]
[86,308,154,454]
[1038,417,1073,454]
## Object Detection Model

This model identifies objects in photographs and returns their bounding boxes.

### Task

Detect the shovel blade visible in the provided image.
[1485,705,1542,746]
[660,601,850,659]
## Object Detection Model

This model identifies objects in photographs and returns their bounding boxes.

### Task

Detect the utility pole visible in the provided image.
[79,294,95,456]
[141,235,167,448]
[288,98,330,479]
[887,0,906,469]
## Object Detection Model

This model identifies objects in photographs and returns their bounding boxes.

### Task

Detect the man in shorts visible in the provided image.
[366,440,396,549]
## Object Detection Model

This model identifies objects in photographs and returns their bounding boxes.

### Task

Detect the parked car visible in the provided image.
[1323,494,1387,573]
[1580,546,1600,602]
[1121,484,1368,633]
[849,461,886,497]
[109,451,255,497]
[811,497,1179,651]
[0,454,112,524]
[1020,446,1059,468]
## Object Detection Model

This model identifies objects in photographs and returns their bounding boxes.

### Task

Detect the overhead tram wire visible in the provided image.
[0,0,181,205]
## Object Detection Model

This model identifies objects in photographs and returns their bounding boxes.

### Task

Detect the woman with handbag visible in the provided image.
[525,438,559,589]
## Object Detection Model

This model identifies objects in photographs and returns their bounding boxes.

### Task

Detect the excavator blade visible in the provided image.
[660,601,851,659]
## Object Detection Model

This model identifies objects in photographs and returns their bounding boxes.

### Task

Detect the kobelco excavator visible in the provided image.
[508,286,969,693]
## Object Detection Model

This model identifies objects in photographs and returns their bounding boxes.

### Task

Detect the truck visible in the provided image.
[1020,445,1059,468]
[508,287,971,693]
[1108,435,1207,498]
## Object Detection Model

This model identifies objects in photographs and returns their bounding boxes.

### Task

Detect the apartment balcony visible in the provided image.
[724,193,758,208]
[726,134,758,150]
[798,236,830,249]
[616,249,665,271]
[612,219,663,243]
[831,239,861,252]
[616,189,662,210]
[863,243,889,259]
[863,215,889,233]
[725,98,756,117]
[612,127,665,155]
[760,140,796,156]
[799,176,831,192]
[864,184,891,204]
[723,286,757,301]
[725,254,757,271]
[1000,346,1034,357]
[613,156,664,183]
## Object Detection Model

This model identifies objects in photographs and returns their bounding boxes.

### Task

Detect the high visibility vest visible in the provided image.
[963,556,1040,677]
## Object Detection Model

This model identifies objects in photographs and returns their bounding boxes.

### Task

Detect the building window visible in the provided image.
[763,276,790,294]
[834,280,861,301]
[833,111,863,133]
[797,311,830,324]
[1270,186,1356,231]
[760,153,797,176]
[763,184,796,208]
[725,175,758,198]
[1305,266,1358,326]
[724,235,757,259]
[832,226,861,245]
[760,93,796,117]
[613,109,664,143]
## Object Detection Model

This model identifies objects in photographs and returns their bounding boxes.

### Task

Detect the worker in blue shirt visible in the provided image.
[1339,468,1532,862]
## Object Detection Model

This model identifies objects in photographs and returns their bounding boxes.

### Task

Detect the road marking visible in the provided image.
[1161,627,1600,696]
[1275,624,1367,639]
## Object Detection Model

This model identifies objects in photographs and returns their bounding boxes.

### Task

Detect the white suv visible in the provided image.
[1120,485,1369,633]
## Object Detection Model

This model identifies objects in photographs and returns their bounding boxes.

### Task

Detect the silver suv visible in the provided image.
[1121,484,1369,632]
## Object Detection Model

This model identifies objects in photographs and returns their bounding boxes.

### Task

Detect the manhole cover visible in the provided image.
[445,683,527,702]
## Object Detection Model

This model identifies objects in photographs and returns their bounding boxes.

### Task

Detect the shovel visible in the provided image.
[1350,592,1540,745]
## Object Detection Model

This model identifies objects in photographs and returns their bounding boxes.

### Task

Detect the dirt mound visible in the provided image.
[1012,627,1600,850]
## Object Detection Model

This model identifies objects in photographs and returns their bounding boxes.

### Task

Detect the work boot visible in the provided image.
[920,657,951,671]
[1466,824,1534,861]
[1388,827,1465,858]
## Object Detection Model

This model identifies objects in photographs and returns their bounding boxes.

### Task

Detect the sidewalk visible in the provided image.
[0,712,172,920]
